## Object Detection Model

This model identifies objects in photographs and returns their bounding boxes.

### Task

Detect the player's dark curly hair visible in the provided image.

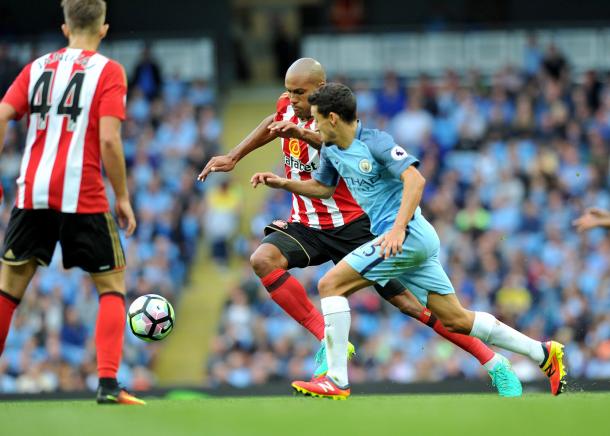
[308,83,357,123]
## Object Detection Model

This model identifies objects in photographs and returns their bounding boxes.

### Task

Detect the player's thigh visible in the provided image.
[318,259,373,298]
[90,269,126,295]
[323,215,375,264]
[0,258,38,299]
[2,208,59,269]
[261,220,330,269]
[59,212,126,278]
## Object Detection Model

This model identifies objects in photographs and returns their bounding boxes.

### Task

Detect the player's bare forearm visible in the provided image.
[282,178,335,199]
[229,113,278,162]
[299,129,323,149]
[251,172,335,199]
[268,120,322,149]
[395,166,425,229]
[100,116,129,200]
[198,114,277,182]
[0,103,18,156]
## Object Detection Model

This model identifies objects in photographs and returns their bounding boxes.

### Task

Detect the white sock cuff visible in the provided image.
[471,311,496,342]
[321,296,350,315]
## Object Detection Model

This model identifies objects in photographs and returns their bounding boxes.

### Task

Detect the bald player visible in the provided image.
[198,59,521,396]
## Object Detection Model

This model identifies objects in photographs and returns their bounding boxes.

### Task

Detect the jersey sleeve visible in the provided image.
[1,63,32,120]
[313,147,340,187]
[369,130,419,179]
[274,93,290,122]
[97,60,127,120]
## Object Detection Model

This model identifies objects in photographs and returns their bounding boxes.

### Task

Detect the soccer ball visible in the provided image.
[128,294,175,342]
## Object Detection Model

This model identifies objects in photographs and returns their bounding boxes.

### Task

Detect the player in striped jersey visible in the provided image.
[0,0,143,405]
[199,59,521,396]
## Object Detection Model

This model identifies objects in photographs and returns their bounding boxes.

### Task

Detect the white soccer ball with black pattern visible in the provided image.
[128,294,175,342]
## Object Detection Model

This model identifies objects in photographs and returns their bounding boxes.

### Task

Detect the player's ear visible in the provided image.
[61,24,70,39]
[100,24,109,40]
[329,112,337,126]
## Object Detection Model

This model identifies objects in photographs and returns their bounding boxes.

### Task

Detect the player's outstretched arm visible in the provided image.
[198,113,278,182]
[377,166,426,259]
[573,207,610,231]
[250,171,335,199]
[100,115,136,237]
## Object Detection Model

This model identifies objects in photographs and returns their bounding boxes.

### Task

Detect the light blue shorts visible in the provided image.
[343,215,455,306]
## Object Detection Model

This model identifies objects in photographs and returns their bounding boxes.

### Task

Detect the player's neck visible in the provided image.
[67,34,101,52]
[334,121,358,149]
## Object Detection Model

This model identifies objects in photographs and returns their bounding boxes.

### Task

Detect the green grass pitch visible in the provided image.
[0,393,607,436]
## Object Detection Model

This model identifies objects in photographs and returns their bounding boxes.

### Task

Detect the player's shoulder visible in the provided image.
[360,127,395,151]
[94,56,127,85]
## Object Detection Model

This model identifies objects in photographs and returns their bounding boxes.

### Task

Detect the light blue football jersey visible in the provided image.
[314,122,421,235]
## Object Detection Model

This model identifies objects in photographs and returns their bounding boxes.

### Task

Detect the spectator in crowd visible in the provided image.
[523,34,543,78]
[204,179,242,266]
[542,43,568,82]
[130,45,163,101]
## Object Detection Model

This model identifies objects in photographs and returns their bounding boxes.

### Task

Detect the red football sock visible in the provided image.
[416,307,494,365]
[95,292,125,379]
[0,291,19,356]
[262,269,325,341]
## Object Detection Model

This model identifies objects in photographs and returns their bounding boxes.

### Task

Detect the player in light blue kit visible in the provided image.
[251,83,566,399]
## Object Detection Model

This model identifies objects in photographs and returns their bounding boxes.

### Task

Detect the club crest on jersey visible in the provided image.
[358,159,372,173]
[391,145,409,161]
[289,138,301,158]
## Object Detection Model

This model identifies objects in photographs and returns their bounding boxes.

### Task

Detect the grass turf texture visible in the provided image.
[0,393,606,436]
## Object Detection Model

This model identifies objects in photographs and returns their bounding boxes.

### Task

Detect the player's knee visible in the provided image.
[318,274,338,298]
[249,245,285,278]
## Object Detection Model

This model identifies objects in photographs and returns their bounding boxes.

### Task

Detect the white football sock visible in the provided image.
[321,296,351,387]
[471,312,545,365]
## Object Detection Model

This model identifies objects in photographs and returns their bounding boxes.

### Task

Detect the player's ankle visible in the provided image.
[99,377,119,390]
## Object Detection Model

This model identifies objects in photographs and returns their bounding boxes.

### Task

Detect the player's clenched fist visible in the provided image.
[251,172,285,189]
[197,155,237,182]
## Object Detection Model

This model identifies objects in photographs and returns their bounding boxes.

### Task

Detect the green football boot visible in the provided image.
[488,355,523,397]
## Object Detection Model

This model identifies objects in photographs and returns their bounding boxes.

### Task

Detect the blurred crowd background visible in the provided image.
[2,0,610,394]
[208,40,610,388]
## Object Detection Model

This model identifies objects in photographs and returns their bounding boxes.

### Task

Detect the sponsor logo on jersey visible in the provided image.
[284,154,318,172]
[358,159,372,173]
[289,138,301,158]
[343,174,382,192]
[391,145,409,161]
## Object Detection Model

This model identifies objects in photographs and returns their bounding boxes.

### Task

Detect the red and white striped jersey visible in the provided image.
[1,47,127,213]
[275,94,363,230]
